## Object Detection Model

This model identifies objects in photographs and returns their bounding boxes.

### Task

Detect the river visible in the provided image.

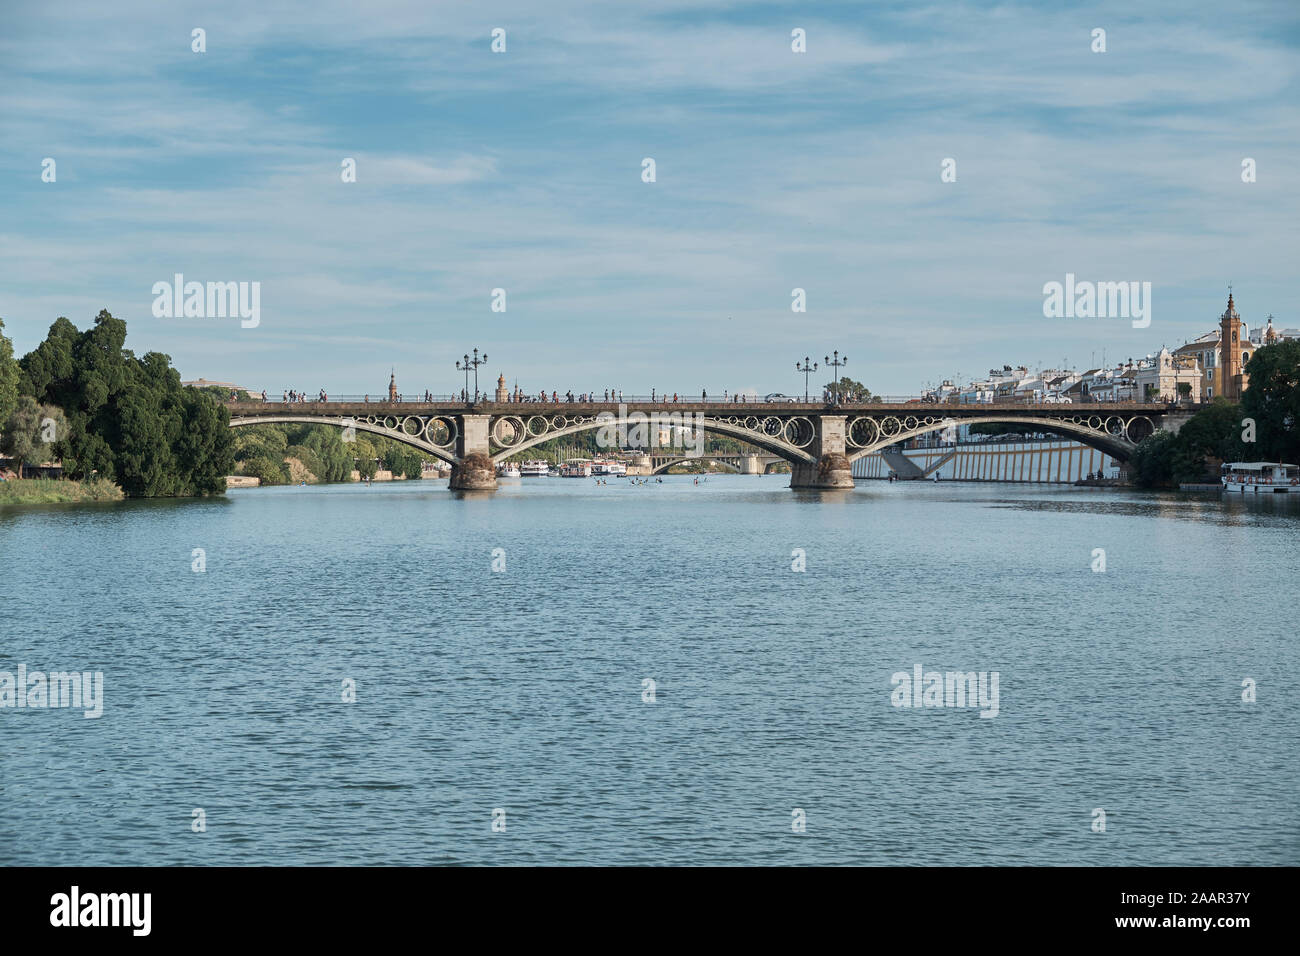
[2,476,1297,865]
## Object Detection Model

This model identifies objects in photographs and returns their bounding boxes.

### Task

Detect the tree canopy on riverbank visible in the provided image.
[3,310,233,496]
[1129,341,1300,487]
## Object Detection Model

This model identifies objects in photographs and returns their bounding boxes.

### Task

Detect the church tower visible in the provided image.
[388,370,398,402]
[495,373,508,402]
[1217,291,1247,402]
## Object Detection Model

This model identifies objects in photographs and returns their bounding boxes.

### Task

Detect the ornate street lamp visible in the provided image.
[456,348,489,403]
[824,350,847,405]
[796,357,818,403]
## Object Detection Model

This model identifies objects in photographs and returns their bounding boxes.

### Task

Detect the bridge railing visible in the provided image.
[227,393,1193,408]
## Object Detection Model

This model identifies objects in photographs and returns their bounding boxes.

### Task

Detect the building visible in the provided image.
[1249,315,1299,346]
[1216,292,1251,402]
[1172,332,1220,401]
[1134,348,1201,402]
[181,378,259,395]
[495,374,508,402]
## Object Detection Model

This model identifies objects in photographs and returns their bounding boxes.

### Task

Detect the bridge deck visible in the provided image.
[228,401,1171,416]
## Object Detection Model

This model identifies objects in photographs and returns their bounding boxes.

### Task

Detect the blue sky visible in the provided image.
[2,0,1297,396]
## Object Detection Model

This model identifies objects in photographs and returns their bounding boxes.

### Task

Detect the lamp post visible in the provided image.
[796,357,818,403]
[456,348,488,403]
[824,350,847,405]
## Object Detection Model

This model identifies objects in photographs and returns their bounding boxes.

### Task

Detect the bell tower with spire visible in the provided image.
[388,369,398,403]
[1217,289,1247,402]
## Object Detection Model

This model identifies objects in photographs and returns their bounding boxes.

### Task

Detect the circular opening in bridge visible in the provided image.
[425,417,456,447]
[551,415,567,430]
[743,416,759,431]
[383,416,398,430]
[726,416,739,426]
[364,416,377,425]
[401,416,423,436]
[904,416,919,431]
[1087,415,1103,430]
[784,417,815,448]
[493,416,525,446]
[527,416,548,437]
[762,416,783,437]
[1125,416,1155,443]
[880,416,902,437]
[847,417,878,448]
[1105,416,1125,436]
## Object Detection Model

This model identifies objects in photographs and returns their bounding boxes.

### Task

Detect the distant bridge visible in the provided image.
[227,400,1186,491]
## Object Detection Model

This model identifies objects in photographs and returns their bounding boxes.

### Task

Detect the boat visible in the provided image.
[1220,461,1300,493]
[591,460,628,477]
[519,460,551,477]
[560,461,592,478]
[499,463,521,479]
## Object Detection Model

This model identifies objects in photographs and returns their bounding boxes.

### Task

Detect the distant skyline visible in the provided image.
[3,0,1297,396]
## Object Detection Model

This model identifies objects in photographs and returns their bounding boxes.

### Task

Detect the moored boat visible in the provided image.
[519,460,551,477]
[1221,461,1300,493]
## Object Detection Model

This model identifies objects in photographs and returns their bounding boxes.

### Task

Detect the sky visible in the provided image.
[2,0,1297,397]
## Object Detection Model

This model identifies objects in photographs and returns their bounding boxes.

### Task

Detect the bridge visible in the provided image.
[227,398,1186,491]
[647,452,785,474]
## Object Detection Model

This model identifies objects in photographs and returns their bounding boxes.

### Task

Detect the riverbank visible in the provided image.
[0,477,124,505]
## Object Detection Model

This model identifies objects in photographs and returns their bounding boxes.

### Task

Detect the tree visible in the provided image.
[18,310,232,495]
[0,318,18,427]
[1241,341,1300,463]
[1,397,67,477]
[1167,398,1245,482]
[384,444,425,479]
[242,455,289,486]
[353,438,379,479]
[823,377,876,403]
[1128,429,1177,488]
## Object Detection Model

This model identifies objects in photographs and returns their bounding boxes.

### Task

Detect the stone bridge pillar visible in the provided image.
[789,414,854,490]
[450,414,497,491]
[740,455,762,475]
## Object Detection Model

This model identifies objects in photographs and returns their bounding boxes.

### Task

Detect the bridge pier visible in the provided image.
[789,415,854,490]
[449,414,497,491]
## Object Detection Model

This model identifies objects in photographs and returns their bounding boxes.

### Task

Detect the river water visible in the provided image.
[2,476,1297,865]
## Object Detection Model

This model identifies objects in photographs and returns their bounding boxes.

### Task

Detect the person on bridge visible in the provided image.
[702,389,707,401]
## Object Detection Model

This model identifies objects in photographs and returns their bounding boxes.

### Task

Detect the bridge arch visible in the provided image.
[491,414,817,466]
[846,414,1149,463]
[228,414,459,466]
[649,456,743,475]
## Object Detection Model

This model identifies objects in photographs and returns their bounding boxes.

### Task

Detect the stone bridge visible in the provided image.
[227,401,1182,491]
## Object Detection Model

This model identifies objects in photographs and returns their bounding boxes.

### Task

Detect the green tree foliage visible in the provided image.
[1241,341,1300,463]
[0,318,19,426]
[1128,429,1177,488]
[353,437,379,479]
[242,455,289,486]
[384,444,425,479]
[1129,398,1249,487]
[17,310,233,496]
[823,377,876,402]
[1,396,67,476]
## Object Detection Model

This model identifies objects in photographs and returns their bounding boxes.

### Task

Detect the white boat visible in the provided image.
[1221,461,1300,493]
[520,460,551,477]
[499,464,521,479]
[560,461,592,477]
[590,460,627,477]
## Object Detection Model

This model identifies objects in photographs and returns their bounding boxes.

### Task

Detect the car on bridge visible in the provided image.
[763,393,799,403]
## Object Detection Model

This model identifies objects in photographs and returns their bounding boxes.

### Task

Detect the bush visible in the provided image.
[242,455,289,486]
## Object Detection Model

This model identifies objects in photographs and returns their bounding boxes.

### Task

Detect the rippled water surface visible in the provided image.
[2,476,1297,865]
